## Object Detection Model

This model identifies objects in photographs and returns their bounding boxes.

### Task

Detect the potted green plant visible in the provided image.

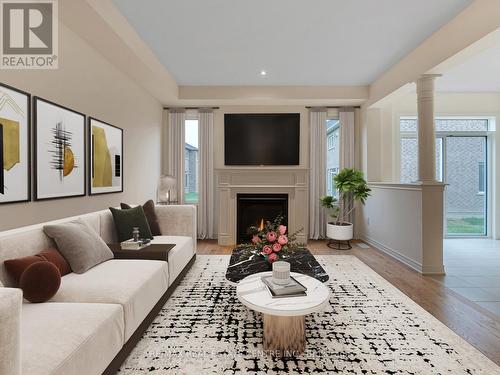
[320,168,371,241]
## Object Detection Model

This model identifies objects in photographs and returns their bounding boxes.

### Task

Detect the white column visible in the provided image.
[416,74,441,182]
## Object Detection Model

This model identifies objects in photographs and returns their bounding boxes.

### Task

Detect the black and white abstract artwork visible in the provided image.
[34,97,85,200]
[120,255,499,374]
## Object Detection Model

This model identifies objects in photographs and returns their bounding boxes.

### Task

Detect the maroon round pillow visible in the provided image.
[19,261,61,303]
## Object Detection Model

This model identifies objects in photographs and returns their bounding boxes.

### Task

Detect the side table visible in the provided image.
[236,271,330,356]
[107,243,175,261]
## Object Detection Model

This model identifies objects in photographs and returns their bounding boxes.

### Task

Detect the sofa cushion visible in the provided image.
[4,249,70,285]
[152,236,194,285]
[99,211,118,244]
[43,219,113,274]
[20,262,61,303]
[121,200,162,236]
[110,206,153,242]
[50,259,169,340]
[0,212,104,286]
[22,302,124,375]
[0,288,22,375]
[0,230,55,287]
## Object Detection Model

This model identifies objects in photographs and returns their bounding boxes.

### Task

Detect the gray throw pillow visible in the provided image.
[43,219,113,274]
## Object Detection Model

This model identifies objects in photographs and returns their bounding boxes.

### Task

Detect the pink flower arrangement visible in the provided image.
[266,231,277,243]
[242,215,302,264]
[252,235,261,244]
[268,253,278,263]
[278,235,288,245]
[262,245,273,255]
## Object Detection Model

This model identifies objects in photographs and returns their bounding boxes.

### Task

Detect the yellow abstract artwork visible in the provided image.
[63,146,75,177]
[92,126,112,187]
[0,118,20,170]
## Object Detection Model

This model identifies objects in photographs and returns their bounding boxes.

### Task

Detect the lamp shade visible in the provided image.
[157,175,177,203]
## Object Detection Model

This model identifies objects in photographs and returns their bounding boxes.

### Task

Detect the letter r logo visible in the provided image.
[2,2,53,54]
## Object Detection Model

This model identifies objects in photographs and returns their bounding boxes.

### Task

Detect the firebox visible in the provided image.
[236,193,288,244]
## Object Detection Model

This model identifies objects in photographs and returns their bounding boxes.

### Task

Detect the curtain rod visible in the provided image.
[163,106,220,110]
[305,106,361,109]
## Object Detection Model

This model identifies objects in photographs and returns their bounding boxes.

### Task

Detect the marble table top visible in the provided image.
[236,272,330,316]
[226,247,329,283]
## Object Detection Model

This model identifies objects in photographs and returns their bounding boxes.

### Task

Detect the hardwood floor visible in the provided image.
[197,239,500,366]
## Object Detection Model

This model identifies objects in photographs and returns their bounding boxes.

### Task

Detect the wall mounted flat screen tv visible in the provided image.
[224,113,300,165]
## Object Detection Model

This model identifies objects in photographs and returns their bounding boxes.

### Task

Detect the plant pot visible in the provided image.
[326,222,353,241]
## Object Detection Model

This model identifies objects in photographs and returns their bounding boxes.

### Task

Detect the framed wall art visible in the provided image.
[34,97,86,200]
[0,83,31,204]
[89,117,123,195]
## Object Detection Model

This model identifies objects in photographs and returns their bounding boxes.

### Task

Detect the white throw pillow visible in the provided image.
[43,219,113,273]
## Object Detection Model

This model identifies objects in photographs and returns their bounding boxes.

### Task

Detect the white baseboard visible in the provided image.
[360,234,445,275]
[421,264,445,275]
[360,234,423,273]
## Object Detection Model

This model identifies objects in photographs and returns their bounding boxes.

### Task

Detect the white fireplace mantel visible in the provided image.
[216,168,309,246]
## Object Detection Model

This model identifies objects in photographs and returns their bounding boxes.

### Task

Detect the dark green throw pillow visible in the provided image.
[109,206,153,243]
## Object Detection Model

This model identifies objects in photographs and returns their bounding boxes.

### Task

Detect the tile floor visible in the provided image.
[431,239,500,316]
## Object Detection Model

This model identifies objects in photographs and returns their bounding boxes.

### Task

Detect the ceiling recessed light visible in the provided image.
[260,70,267,76]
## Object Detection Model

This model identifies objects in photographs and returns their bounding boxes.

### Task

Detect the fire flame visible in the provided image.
[258,218,264,231]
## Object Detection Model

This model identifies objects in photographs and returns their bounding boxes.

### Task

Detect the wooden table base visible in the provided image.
[263,314,305,356]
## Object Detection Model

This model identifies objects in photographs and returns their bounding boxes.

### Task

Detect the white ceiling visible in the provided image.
[113,0,472,86]
[436,43,500,92]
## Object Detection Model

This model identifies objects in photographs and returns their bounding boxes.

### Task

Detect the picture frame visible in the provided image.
[0,83,31,204]
[34,97,86,200]
[88,117,123,195]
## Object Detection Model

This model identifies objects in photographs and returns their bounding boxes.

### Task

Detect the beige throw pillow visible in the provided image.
[43,219,113,273]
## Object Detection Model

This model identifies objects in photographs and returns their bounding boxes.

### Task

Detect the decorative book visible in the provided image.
[120,238,151,250]
[261,275,307,298]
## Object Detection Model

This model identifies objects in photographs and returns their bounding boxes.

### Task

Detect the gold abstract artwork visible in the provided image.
[92,126,112,187]
[63,146,75,177]
[0,118,20,170]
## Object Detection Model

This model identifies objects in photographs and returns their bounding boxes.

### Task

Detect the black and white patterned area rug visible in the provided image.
[119,255,499,374]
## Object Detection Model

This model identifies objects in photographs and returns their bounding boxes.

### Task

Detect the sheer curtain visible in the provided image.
[339,108,355,169]
[309,108,327,239]
[165,109,185,203]
[198,109,215,239]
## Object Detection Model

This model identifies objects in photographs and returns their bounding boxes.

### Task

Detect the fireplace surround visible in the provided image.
[236,193,288,244]
[216,168,308,246]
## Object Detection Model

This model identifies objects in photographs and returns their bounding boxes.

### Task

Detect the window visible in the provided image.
[399,136,442,183]
[327,135,334,150]
[399,117,490,236]
[184,119,199,203]
[478,161,485,194]
[326,119,340,196]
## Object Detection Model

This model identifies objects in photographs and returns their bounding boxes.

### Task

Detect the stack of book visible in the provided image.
[261,275,307,298]
[120,238,151,250]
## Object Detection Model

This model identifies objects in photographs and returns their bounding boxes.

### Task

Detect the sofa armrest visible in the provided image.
[155,205,197,251]
[0,288,22,375]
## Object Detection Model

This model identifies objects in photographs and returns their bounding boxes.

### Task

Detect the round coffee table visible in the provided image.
[236,271,330,355]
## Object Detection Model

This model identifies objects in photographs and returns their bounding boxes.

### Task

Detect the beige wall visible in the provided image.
[0,23,162,231]
[356,182,445,274]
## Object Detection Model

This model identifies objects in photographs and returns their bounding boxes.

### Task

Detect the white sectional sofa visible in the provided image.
[0,205,197,375]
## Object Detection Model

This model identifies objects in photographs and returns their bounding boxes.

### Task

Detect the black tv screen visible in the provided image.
[224,113,300,165]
